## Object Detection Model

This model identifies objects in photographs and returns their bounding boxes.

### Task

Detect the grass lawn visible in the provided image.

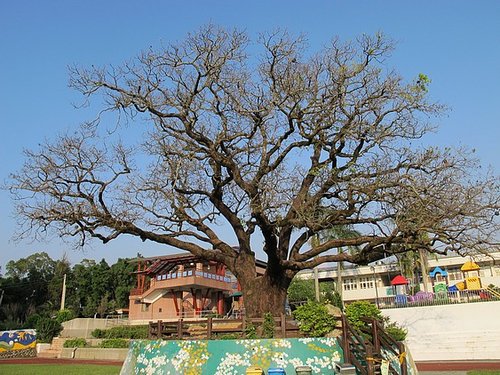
[0,364,121,375]
[468,372,500,375]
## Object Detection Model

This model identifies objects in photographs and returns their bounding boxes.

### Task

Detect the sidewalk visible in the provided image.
[416,361,500,373]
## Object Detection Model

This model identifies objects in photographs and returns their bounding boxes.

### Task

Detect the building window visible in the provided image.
[343,278,358,291]
[447,269,462,282]
[158,308,162,313]
[359,277,374,289]
[141,303,150,312]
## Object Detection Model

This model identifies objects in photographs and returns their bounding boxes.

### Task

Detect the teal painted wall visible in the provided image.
[120,337,417,374]
[121,337,342,374]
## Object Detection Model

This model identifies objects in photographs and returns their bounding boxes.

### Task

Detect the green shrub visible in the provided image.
[345,301,382,331]
[24,313,42,329]
[63,338,88,348]
[244,322,257,339]
[384,321,407,341]
[262,312,275,339]
[35,317,63,343]
[91,328,106,338]
[92,325,148,339]
[292,301,337,337]
[344,301,407,342]
[56,309,75,324]
[216,333,241,340]
[327,291,344,311]
[99,338,130,348]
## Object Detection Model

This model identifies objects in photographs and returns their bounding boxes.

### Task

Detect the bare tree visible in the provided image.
[10,26,499,317]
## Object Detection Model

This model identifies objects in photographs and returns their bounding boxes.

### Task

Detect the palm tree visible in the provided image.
[395,234,432,293]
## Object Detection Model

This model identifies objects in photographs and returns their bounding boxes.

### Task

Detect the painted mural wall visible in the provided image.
[121,337,342,374]
[120,337,416,375]
[0,329,37,359]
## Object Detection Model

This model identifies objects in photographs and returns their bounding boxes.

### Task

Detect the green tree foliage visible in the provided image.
[0,253,136,328]
[287,278,339,306]
[56,309,75,323]
[292,301,337,337]
[109,259,136,309]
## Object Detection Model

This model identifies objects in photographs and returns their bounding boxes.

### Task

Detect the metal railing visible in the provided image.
[153,270,233,283]
[377,288,500,309]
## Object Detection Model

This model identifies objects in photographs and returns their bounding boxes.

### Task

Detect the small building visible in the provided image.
[128,253,265,322]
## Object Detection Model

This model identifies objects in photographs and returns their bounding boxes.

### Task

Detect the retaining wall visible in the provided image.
[61,318,128,338]
[383,301,500,361]
[60,347,128,361]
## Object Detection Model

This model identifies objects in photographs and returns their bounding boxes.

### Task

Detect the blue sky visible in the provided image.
[1,1,499,269]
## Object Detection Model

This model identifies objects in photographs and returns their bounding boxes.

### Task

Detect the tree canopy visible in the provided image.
[9,26,499,315]
[0,253,135,329]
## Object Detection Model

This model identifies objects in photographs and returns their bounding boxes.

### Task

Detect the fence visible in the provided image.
[148,314,303,340]
[378,288,500,309]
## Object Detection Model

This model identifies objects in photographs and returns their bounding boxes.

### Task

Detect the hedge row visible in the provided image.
[91,325,148,339]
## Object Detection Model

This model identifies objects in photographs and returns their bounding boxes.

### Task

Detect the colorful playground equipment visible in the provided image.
[389,259,500,305]
[460,261,482,290]
[426,260,484,293]
[390,275,409,304]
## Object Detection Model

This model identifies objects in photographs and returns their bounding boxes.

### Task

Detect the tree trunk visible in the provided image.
[232,252,294,318]
[337,248,344,303]
[419,249,429,293]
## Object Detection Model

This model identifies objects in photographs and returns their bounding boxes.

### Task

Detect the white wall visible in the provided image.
[383,301,500,361]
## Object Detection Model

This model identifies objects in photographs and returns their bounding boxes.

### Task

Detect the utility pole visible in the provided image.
[60,274,67,310]
[0,289,4,307]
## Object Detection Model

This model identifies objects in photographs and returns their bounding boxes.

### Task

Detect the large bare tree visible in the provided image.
[10,26,499,316]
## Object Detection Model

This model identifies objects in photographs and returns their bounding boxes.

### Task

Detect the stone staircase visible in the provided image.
[38,337,67,358]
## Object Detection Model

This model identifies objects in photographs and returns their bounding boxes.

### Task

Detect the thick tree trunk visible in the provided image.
[232,252,294,318]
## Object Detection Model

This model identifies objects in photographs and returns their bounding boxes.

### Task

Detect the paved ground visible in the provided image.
[0,358,123,366]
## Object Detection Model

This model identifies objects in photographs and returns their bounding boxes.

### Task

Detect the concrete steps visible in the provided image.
[37,337,67,358]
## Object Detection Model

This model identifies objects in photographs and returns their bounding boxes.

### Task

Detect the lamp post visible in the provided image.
[371,266,380,308]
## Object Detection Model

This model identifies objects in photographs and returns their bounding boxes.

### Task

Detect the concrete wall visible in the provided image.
[61,318,129,338]
[60,347,128,361]
[383,301,500,361]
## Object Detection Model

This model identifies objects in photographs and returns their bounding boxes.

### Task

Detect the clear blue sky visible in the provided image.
[1,1,499,269]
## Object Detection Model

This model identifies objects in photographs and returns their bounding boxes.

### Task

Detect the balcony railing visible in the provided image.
[154,270,232,283]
